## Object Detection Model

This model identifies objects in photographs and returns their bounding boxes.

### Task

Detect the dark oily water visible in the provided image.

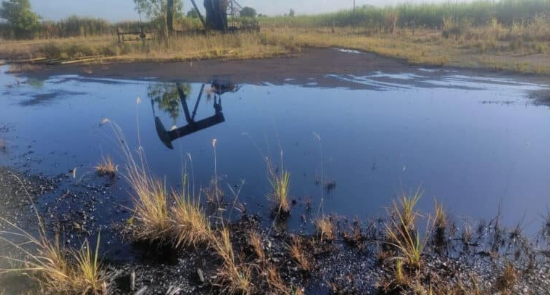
[0,65,549,234]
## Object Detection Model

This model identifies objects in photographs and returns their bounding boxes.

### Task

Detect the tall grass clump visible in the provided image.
[128,174,171,243]
[103,120,172,244]
[385,189,427,269]
[0,218,106,294]
[171,179,212,248]
[267,157,291,216]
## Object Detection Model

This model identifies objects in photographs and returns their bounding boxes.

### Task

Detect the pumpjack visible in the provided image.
[190,0,259,32]
[153,79,241,149]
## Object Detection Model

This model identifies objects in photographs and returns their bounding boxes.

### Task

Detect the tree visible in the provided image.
[289,8,295,17]
[0,0,40,38]
[133,0,183,33]
[148,83,191,125]
[240,7,256,18]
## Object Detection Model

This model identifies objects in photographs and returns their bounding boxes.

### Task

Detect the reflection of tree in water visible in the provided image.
[148,83,192,124]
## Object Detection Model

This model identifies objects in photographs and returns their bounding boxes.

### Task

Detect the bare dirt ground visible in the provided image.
[20,48,550,87]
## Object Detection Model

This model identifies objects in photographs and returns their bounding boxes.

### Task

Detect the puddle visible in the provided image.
[0,65,549,233]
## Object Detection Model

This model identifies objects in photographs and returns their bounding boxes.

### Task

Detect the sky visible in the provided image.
[30,0,452,22]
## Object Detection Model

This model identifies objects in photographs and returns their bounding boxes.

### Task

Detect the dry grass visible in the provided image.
[211,228,253,294]
[287,236,311,272]
[95,156,116,177]
[71,235,105,293]
[393,188,423,231]
[0,218,106,294]
[171,187,211,249]
[0,33,288,63]
[248,231,265,262]
[2,25,548,74]
[385,190,427,269]
[433,200,447,248]
[263,26,550,74]
[495,263,517,293]
[127,171,171,243]
[266,265,289,294]
[433,200,447,231]
[314,216,335,242]
[268,167,291,216]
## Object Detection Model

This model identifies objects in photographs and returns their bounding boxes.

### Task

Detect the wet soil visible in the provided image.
[21,48,550,87]
[1,166,550,294]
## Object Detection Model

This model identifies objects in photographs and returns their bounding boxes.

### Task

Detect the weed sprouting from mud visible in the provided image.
[315,216,335,243]
[433,200,447,249]
[248,231,266,263]
[266,265,289,294]
[394,188,423,231]
[95,156,116,177]
[211,228,254,294]
[268,164,291,217]
[288,236,311,272]
[385,190,428,269]
[71,234,105,294]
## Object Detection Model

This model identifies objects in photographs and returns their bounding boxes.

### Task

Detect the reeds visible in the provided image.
[95,156,116,177]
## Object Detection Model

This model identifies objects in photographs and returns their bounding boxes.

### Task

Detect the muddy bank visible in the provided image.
[20,48,550,87]
[1,165,550,294]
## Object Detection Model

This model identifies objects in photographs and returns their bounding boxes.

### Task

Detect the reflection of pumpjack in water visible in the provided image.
[153,80,240,149]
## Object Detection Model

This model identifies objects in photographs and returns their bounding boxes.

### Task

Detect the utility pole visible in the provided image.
[353,0,356,31]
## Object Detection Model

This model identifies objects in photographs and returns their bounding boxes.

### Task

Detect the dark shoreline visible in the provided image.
[1,165,549,294]
[15,48,550,87]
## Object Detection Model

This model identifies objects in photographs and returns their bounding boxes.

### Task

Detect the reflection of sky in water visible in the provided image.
[0,66,549,232]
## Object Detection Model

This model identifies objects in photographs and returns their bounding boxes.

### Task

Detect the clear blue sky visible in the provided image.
[30,0,449,22]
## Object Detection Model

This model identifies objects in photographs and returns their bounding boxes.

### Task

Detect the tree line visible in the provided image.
[0,0,264,39]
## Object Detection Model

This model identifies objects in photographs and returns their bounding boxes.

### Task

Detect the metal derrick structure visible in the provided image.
[190,0,257,32]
